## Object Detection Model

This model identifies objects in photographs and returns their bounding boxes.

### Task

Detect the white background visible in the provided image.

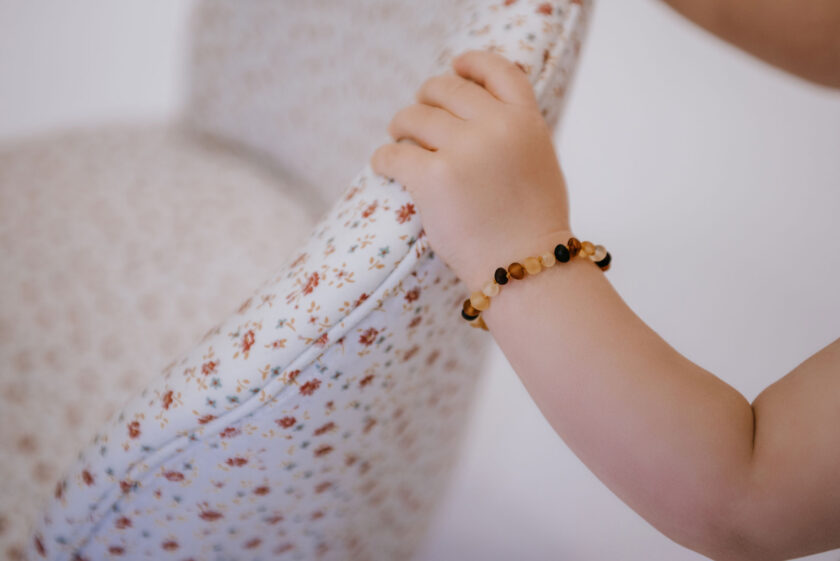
[2,1,839,559]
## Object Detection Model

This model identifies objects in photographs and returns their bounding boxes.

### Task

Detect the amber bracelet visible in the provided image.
[461,236,611,330]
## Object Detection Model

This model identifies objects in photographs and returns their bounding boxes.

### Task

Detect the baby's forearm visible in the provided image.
[479,235,759,559]
[660,0,840,88]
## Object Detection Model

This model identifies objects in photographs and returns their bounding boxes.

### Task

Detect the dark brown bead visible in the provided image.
[553,244,570,263]
[461,308,479,321]
[508,262,526,280]
[567,237,582,257]
[494,267,509,285]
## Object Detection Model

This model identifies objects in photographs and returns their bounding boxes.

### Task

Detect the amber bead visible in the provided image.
[567,237,581,257]
[482,280,500,298]
[471,316,488,330]
[470,291,490,311]
[580,241,595,257]
[508,262,526,280]
[461,298,481,319]
[590,244,607,261]
[539,252,556,268]
[553,243,570,263]
[595,252,612,270]
[523,257,542,275]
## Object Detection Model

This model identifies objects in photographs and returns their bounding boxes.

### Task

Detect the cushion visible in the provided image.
[25,1,592,559]
[0,125,317,560]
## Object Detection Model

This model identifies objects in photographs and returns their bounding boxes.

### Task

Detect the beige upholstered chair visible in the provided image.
[0,1,591,559]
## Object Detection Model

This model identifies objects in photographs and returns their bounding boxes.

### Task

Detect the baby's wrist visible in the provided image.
[458,226,576,294]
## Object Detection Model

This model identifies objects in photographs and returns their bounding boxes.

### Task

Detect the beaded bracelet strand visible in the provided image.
[461,236,611,330]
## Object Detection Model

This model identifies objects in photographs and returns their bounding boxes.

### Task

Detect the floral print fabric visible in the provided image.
[26,1,591,559]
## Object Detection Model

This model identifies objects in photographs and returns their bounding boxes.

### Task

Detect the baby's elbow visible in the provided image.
[667,490,782,561]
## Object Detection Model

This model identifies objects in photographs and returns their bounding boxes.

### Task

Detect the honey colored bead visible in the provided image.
[523,257,542,275]
[508,262,526,280]
[581,241,595,257]
[590,244,607,261]
[482,280,500,298]
[462,298,479,317]
[470,291,490,311]
[494,267,509,285]
[567,237,582,257]
[539,252,556,268]
[595,252,612,270]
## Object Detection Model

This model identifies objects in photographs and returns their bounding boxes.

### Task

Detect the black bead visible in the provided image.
[494,267,509,285]
[595,252,612,269]
[554,243,571,263]
[461,309,479,321]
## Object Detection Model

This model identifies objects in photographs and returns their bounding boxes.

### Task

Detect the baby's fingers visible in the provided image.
[453,49,537,108]
[370,140,436,195]
[387,104,461,151]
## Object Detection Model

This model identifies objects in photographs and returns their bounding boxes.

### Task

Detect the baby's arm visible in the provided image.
[371,50,840,561]
[660,0,840,88]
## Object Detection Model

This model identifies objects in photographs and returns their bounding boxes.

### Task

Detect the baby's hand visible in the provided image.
[371,49,571,292]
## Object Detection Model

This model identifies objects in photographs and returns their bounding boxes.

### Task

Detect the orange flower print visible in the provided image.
[253,485,270,496]
[245,537,262,549]
[395,203,416,224]
[198,507,223,522]
[358,327,379,346]
[219,427,241,439]
[115,516,132,529]
[201,360,218,376]
[276,416,296,429]
[241,330,256,354]
[299,379,321,396]
[164,471,185,482]
[161,540,179,551]
[197,413,216,425]
[226,457,248,467]
[302,272,320,296]
[354,292,369,308]
[313,421,335,436]
[314,444,333,457]
[162,390,174,410]
[403,345,420,361]
[537,2,553,15]
[404,287,420,302]
[359,374,374,388]
[81,470,95,486]
[361,201,378,218]
[127,420,141,439]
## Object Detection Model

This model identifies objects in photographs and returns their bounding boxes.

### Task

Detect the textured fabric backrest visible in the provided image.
[185,0,470,207]
[30,2,592,559]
